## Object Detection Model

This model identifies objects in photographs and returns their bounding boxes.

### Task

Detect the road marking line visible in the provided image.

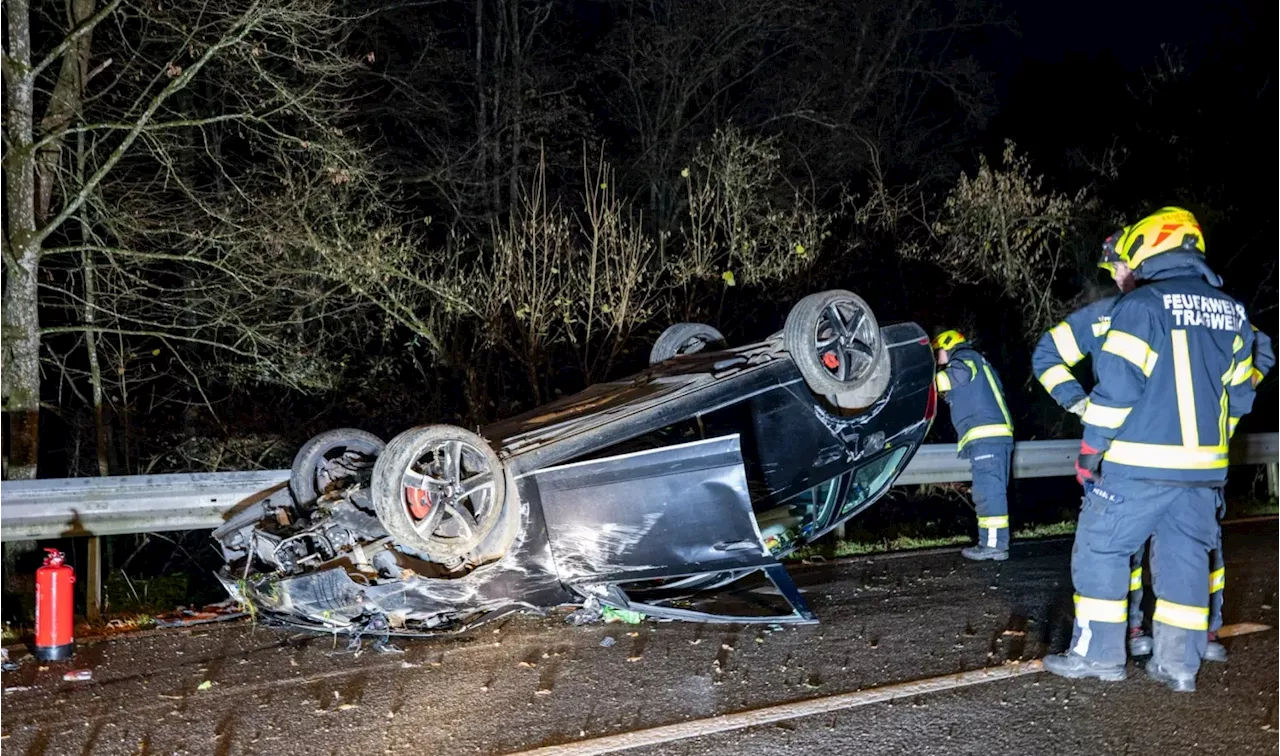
[501,621,1279,756]
[498,661,1046,756]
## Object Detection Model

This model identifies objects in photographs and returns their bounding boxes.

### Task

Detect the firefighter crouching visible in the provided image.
[931,330,1015,561]
[1042,207,1261,692]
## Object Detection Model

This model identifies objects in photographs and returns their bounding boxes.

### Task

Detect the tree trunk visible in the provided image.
[3,0,41,482]
[507,0,522,208]
[77,131,109,476]
[34,0,96,223]
[474,0,488,216]
[2,0,40,599]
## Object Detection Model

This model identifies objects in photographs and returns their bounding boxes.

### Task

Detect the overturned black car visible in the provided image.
[213,290,937,634]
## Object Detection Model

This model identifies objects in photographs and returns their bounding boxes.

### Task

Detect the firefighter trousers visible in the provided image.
[1069,477,1218,675]
[968,441,1012,550]
[1129,515,1225,634]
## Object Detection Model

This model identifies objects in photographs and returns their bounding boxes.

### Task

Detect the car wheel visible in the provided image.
[784,289,891,406]
[289,428,386,505]
[649,322,726,365]
[371,424,507,559]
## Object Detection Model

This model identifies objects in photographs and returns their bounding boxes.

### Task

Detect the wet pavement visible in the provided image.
[2,521,1276,756]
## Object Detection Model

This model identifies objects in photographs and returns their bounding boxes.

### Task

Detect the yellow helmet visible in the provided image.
[932,330,966,351]
[1098,206,1205,274]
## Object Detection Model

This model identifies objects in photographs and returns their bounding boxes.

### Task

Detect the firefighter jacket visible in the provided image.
[1082,253,1258,484]
[1032,295,1120,409]
[934,345,1013,456]
[1250,325,1275,387]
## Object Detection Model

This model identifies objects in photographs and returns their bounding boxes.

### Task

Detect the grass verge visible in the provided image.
[785,522,1072,561]
[786,498,1277,562]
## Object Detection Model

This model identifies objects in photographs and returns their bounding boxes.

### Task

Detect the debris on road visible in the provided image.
[197,680,214,691]
[3,686,35,694]
[0,648,17,672]
[1215,622,1273,638]
[62,669,92,682]
[602,607,645,624]
[599,636,615,647]
[153,599,246,629]
[565,599,604,626]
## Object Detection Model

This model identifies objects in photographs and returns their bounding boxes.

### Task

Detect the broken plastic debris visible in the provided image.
[599,636,615,647]
[565,598,604,626]
[602,607,645,624]
[197,680,214,691]
[62,669,92,682]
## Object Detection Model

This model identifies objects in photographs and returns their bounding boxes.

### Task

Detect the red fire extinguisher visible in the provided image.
[35,548,75,661]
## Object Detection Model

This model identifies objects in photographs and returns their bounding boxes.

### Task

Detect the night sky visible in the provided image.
[1001,0,1261,70]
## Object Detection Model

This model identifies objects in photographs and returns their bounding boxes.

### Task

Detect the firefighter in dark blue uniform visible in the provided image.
[1037,263,1276,665]
[931,331,1015,561]
[1042,207,1260,692]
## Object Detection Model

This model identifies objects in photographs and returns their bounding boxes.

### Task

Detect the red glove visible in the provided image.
[1075,441,1103,485]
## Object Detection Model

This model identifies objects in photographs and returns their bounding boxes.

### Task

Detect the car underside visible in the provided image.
[211,290,937,636]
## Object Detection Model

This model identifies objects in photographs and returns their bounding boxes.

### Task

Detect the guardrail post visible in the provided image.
[1268,463,1278,501]
[86,536,103,622]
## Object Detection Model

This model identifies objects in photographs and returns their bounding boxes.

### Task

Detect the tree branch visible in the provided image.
[29,0,124,80]
[32,1,262,247]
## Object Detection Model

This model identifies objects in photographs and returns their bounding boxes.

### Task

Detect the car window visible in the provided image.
[839,447,909,519]
[755,475,840,556]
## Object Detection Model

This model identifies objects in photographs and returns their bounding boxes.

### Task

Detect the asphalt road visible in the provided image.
[3,522,1276,756]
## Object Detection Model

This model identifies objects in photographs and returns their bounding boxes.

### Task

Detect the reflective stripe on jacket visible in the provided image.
[934,345,1013,455]
[1031,296,1118,409]
[1082,257,1257,484]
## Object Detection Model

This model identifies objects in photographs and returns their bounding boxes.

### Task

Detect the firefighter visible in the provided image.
[931,330,1015,561]
[1037,260,1277,663]
[1042,207,1260,692]
[1130,326,1273,663]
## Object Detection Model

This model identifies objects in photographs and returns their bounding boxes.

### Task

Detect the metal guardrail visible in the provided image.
[0,470,290,542]
[896,433,1279,485]
[1,435,1276,542]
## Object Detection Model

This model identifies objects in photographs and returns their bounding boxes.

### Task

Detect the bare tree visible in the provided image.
[364,0,592,231]
[3,0,402,478]
[675,128,830,297]
[917,141,1092,337]
[597,0,806,248]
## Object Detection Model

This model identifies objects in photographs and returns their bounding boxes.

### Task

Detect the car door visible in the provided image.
[521,433,817,623]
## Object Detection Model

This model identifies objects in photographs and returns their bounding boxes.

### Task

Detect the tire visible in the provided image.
[289,428,386,505]
[371,425,507,559]
[783,289,891,407]
[649,323,726,365]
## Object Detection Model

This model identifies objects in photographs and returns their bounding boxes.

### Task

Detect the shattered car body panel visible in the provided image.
[529,435,771,583]
[214,323,936,635]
